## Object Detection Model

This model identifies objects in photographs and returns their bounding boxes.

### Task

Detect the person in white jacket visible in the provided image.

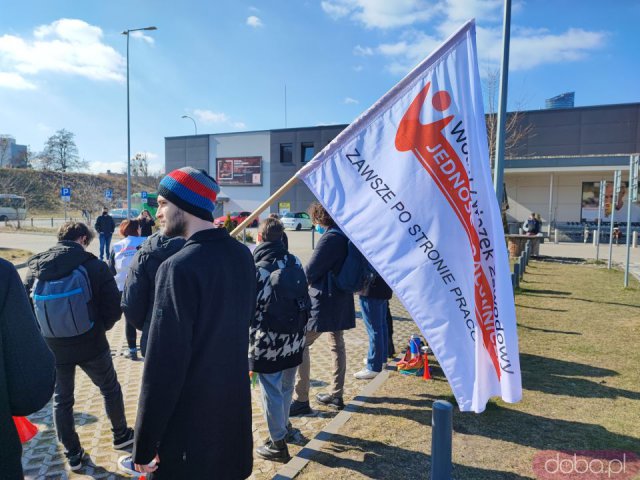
[109,219,145,360]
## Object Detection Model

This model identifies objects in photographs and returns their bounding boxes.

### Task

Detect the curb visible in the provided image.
[272,366,393,479]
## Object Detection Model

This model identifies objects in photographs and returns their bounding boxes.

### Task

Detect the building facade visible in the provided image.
[0,135,28,168]
[165,102,640,226]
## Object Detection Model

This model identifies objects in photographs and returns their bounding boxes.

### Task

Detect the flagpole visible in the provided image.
[230,175,300,236]
[493,0,512,204]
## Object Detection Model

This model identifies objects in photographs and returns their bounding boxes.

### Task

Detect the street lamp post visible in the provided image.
[181,115,198,135]
[123,26,157,220]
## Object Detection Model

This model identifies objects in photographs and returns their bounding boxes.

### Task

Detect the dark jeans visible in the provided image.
[387,304,395,356]
[125,320,137,351]
[53,349,128,455]
[99,233,113,260]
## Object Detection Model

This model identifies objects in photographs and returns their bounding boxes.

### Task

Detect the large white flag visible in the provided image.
[296,20,521,413]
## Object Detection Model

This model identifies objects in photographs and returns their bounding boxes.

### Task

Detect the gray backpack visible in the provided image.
[32,265,94,338]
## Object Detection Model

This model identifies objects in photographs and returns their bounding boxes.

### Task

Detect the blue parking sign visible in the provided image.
[60,187,71,197]
[141,191,148,199]
[105,189,113,200]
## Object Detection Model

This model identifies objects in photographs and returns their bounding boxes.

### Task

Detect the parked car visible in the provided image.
[213,211,258,228]
[109,208,140,225]
[281,212,312,230]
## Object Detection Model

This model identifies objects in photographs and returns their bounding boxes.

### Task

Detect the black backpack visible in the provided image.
[31,265,94,338]
[257,255,311,334]
[331,229,377,293]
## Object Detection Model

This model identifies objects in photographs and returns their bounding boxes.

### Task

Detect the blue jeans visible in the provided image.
[258,366,297,442]
[99,233,112,260]
[359,297,389,372]
[53,349,128,455]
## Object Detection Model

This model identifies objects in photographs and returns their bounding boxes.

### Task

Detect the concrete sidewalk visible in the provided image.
[539,240,640,280]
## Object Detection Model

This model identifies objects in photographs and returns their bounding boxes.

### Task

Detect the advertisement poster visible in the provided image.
[581,181,640,222]
[216,157,262,186]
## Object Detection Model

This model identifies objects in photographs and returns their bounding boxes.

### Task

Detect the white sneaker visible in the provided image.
[363,357,368,366]
[354,368,379,380]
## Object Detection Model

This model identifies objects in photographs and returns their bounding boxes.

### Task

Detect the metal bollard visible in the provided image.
[430,400,453,480]
[592,230,597,246]
[520,255,526,275]
[51,218,54,227]
[31,217,34,227]
[513,263,520,288]
[554,228,559,244]
[633,231,638,249]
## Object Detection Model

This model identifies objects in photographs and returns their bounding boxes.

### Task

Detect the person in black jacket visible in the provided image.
[121,231,185,357]
[95,207,116,261]
[24,222,134,472]
[354,275,393,379]
[289,202,355,416]
[119,167,254,479]
[251,217,307,462]
[1,259,55,480]
[137,210,156,237]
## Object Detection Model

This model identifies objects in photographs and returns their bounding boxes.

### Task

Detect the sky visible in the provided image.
[1,0,638,174]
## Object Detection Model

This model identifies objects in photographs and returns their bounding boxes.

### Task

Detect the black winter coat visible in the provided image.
[132,228,255,479]
[24,241,122,365]
[1,259,55,480]
[121,232,185,331]
[95,214,115,235]
[305,228,355,333]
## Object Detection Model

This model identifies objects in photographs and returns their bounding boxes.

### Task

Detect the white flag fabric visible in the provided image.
[296,20,521,413]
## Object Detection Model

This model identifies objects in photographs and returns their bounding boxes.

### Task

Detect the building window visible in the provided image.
[280,143,293,163]
[301,143,315,163]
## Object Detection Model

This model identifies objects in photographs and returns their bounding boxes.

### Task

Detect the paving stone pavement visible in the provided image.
[21,296,420,479]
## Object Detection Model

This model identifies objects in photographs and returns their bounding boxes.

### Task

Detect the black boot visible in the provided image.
[255,439,291,462]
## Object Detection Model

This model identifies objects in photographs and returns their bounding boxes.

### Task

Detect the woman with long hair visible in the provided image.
[109,219,145,360]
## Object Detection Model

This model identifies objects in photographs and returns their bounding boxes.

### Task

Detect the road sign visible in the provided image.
[105,189,113,200]
[61,187,71,202]
[141,191,148,204]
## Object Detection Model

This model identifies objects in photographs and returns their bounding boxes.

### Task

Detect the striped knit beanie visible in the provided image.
[158,167,220,221]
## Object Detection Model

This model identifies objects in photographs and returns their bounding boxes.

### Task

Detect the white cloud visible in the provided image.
[344,97,359,104]
[353,45,373,56]
[246,16,264,28]
[0,18,125,88]
[192,109,246,130]
[194,109,229,123]
[0,72,36,89]
[335,0,608,76]
[130,30,155,45]
[321,0,437,29]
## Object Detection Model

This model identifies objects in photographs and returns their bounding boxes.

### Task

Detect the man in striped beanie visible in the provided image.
[121,166,256,478]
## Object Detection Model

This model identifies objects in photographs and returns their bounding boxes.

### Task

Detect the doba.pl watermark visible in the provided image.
[532,450,639,479]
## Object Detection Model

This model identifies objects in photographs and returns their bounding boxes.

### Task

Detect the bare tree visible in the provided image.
[483,69,534,167]
[70,176,109,225]
[131,152,149,178]
[38,129,88,172]
[0,136,13,167]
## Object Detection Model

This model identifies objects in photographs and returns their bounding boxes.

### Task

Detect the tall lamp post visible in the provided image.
[181,115,198,135]
[123,25,157,219]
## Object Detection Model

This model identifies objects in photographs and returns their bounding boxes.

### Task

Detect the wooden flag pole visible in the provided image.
[230,175,301,237]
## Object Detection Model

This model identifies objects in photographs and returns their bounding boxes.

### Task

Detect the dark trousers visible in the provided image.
[141,320,151,357]
[125,320,137,351]
[387,305,395,356]
[53,349,128,455]
[99,233,112,260]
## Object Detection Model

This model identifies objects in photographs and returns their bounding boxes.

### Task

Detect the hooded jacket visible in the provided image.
[250,240,306,374]
[24,241,122,365]
[94,213,115,235]
[121,232,186,331]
